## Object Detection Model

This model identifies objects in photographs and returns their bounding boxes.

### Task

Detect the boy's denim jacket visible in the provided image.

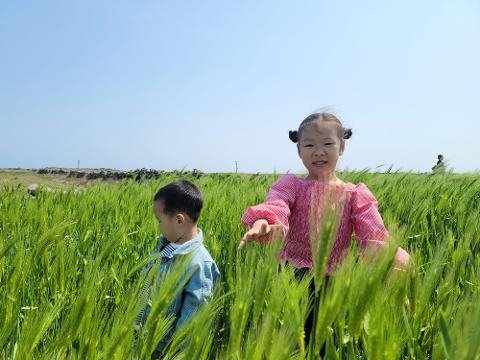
[137,229,220,352]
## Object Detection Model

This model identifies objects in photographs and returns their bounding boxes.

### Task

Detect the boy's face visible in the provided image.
[153,200,179,242]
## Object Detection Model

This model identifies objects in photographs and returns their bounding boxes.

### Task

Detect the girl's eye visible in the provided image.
[304,144,313,147]
[325,143,334,146]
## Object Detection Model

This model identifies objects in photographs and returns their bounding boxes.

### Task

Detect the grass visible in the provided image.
[0,169,118,189]
[0,171,479,359]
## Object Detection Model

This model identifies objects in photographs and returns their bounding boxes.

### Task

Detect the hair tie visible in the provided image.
[289,130,298,143]
[343,128,353,140]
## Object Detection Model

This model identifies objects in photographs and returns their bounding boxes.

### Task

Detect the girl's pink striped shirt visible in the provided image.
[242,174,409,273]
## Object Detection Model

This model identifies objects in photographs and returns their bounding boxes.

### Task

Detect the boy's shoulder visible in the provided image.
[175,242,220,282]
[186,245,218,276]
[176,241,213,261]
[172,231,216,265]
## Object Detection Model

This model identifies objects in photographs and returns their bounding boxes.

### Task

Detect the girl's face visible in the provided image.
[297,121,344,180]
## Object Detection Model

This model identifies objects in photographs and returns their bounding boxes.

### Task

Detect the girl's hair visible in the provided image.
[289,112,352,143]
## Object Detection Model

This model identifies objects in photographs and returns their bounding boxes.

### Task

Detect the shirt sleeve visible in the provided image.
[176,261,216,330]
[351,183,389,251]
[241,174,297,240]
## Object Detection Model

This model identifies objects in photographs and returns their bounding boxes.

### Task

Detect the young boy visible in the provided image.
[135,180,220,356]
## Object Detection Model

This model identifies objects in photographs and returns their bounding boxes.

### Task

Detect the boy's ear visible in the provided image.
[176,213,185,224]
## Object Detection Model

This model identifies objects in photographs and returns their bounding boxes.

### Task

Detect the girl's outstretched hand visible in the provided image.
[238,219,284,250]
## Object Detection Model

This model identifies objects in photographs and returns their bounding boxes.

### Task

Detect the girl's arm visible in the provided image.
[239,174,297,248]
[351,184,410,268]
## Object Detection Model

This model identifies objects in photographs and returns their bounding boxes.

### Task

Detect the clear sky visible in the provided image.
[1,0,479,173]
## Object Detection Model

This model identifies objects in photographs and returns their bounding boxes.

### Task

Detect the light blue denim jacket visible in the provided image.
[137,229,220,353]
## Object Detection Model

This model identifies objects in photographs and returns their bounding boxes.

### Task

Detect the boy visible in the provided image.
[136,180,220,357]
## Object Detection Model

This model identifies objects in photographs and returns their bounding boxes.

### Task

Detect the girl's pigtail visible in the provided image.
[343,128,353,140]
[289,130,299,143]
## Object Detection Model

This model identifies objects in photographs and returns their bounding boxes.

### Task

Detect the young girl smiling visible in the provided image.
[238,112,410,273]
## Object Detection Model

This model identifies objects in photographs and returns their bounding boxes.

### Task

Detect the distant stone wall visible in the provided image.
[35,167,204,181]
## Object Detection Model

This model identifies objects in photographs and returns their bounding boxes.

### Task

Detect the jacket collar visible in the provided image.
[157,229,203,259]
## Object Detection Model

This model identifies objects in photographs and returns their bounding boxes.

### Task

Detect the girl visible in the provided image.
[238,112,410,273]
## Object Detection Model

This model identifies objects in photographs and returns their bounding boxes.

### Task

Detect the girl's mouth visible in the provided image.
[312,160,328,167]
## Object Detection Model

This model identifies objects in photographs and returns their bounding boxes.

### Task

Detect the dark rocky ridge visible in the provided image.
[35,167,205,181]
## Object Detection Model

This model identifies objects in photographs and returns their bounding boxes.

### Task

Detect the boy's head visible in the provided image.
[153,180,203,242]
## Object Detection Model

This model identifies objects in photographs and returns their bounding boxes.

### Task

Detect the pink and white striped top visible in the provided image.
[242,174,409,273]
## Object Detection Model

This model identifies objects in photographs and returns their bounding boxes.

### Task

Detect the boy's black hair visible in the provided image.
[289,112,352,143]
[153,180,203,223]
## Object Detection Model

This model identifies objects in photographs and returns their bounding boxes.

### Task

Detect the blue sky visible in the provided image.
[1,0,479,173]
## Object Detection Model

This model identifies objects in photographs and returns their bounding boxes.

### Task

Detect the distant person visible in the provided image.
[432,154,446,173]
[237,112,410,344]
[135,180,220,358]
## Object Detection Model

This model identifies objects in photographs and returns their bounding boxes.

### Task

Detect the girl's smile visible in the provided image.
[312,160,328,167]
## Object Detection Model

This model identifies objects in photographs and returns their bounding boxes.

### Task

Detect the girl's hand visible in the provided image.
[394,247,411,272]
[238,220,284,250]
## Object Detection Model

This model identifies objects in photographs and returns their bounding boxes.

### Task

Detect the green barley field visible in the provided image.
[1,171,479,359]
